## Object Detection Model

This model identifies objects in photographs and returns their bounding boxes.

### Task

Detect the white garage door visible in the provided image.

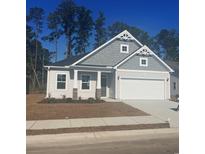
[120,78,165,100]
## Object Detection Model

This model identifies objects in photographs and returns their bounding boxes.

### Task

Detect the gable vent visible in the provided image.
[137,49,151,56]
[117,31,134,41]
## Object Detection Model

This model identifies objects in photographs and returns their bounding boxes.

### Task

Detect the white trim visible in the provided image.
[44,65,68,69]
[115,70,118,99]
[114,46,144,69]
[55,73,67,91]
[73,70,78,88]
[80,74,91,91]
[46,67,50,97]
[139,57,148,67]
[97,71,101,89]
[120,44,129,53]
[71,65,113,70]
[146,45,174,73]
[71,30,143,66]
[74,69,112,73]
[117,69,169,74]
[114,45,174,72]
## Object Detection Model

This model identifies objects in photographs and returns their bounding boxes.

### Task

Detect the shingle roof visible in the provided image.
[50,53,89,66]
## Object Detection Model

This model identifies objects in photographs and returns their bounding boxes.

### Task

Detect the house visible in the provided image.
[164,60,179,99]
[45,30,174,100]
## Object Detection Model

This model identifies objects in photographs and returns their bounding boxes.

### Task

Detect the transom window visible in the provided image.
[120,44,129,53]
[81,75,90,90]
[140,57,148,67]
[57,74,66,89]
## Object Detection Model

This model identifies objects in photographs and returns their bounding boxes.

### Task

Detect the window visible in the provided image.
[140,57,148,67]
[173,82,176,90]
[57,74,66,89]
[120,44,129,53]
[81,75,90,90]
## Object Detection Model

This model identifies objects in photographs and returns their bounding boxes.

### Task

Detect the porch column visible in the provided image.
[46,67,50,98]
[96,71,101,99]
[73,70,78,100]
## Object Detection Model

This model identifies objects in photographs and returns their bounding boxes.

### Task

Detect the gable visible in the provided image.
[118,54,170,71]
[78,39,141,66]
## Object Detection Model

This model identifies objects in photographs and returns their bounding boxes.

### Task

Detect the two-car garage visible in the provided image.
[119,78,165,100]
[117,70,170,100]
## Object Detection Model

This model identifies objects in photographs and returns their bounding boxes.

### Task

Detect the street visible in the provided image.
[27,128,179,154]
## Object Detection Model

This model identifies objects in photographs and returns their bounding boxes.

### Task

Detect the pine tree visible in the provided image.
[94,11,107,48]
[75,7,93,55]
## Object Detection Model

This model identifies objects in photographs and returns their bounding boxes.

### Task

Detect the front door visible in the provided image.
[101,75,107,97]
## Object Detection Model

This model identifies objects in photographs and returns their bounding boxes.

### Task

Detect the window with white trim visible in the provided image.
[120,44,129,53]
[81,75,90,90]
[140,57,148,67]
[57,74,66,89]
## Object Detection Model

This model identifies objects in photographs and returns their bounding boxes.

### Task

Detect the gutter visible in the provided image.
[44,65,70,69]
[70,65,115,70]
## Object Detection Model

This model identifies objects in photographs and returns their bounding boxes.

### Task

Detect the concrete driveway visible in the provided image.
[123,100,179,128]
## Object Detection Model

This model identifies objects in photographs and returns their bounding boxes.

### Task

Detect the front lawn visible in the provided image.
[26,94,149,120]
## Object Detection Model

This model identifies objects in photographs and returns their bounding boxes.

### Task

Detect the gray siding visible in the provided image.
[118,55,170,71]
[170,75,179,97]
[79,39,141,66]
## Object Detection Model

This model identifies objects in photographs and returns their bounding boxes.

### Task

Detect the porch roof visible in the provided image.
[49,53,88,66]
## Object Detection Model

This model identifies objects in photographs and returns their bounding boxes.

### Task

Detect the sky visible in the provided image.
[26,0,179,61]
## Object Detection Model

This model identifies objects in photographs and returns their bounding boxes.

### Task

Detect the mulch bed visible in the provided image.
[27,94,149,120]
[27,123,170,136]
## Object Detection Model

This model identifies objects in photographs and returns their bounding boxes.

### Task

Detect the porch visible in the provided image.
[72,67,116,100]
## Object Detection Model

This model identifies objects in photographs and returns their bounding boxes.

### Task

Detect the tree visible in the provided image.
[155,29,179,61]
[27,24,54,89]
[75,6,93,55]
[56,0,77,57]
[108,22,160,55]
[42,11,62,62]
[27,7,44,87]
[26,25,34,78]
[94,11,107,48]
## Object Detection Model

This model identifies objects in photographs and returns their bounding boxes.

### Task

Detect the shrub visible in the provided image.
[65,98,73,103]
[96,98,105,103]
[41,97,105,104]
[47,98,56,103]
[87,97,96,103]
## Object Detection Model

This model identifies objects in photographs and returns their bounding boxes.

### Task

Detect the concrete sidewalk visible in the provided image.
[27,115,167,130]
[27,128,178,147]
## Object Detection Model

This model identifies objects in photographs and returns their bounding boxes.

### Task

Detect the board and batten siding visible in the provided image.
[47,69,97,99]
[116,70,171,100]
[109,71,115,99]
[77,72,97,99]
[47,69,73,98]
[79,39,141,66]
[118,55,170,72]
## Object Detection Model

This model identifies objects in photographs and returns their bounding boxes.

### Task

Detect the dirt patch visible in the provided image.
[27,123,170,136]
[27,94,149,120]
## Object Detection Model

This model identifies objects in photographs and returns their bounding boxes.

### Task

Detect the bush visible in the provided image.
[47,98,56,103]
[65,98,72,102]
[41,97,105,104]
[86,97,96,103]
